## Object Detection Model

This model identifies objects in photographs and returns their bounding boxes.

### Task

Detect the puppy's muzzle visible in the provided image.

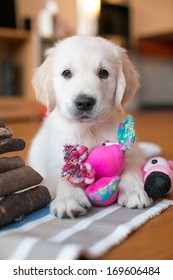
[75,95,96,112]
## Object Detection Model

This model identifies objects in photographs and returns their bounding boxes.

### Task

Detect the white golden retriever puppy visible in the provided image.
[28,35,154,218]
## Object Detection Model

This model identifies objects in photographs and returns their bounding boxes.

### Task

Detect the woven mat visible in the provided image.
[0,199,173,260]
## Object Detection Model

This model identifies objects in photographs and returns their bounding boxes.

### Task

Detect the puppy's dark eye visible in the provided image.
[99,68,109,79]
[62,70,72,79]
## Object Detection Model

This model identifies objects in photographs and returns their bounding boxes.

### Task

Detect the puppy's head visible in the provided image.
[32,36,139,122]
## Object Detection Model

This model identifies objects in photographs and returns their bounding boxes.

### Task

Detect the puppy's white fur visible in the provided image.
[28,35,153,218]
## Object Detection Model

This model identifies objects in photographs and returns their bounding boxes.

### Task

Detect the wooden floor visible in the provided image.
[4,109,173,259]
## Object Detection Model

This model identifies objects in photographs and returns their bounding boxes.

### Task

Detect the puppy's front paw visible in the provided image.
[118,180,153,209]
[50,187,91,218]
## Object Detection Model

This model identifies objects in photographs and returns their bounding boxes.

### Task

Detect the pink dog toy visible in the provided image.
[62,115,135,206]
[143,157,173,198]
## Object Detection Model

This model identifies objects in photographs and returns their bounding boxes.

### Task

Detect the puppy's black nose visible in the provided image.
[75,95,96,111]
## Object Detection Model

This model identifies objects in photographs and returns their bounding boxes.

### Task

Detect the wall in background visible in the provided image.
[129,0,173,43]
[16,0,76,35]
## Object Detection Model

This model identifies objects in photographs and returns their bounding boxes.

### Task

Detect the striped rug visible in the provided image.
[0,199,173,260]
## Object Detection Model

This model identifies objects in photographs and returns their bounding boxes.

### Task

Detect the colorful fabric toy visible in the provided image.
[62,115,135,206]
[142,157,173,198]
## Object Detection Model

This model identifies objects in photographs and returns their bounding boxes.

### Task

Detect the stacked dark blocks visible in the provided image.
[0,121,51,227]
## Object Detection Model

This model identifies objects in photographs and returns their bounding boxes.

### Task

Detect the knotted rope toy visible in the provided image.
[62,115,135,206]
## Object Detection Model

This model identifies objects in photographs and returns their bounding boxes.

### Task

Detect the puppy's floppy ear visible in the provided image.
[32,48,56,112]
[115,49,140,112]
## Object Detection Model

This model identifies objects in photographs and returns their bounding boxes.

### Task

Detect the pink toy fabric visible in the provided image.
[84,142,125,181]
[85,176,120,206]
[83,142,125,205]
[143,157,173,183]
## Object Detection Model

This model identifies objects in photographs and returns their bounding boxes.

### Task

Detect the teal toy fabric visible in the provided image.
[118,114,135,151]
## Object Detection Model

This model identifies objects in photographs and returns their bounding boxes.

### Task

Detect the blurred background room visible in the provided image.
[0,0,173,160]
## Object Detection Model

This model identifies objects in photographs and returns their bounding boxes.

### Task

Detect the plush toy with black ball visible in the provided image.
[142,157,173,198]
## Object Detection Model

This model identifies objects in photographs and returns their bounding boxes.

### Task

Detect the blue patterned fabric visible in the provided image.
[118,115,135,151]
